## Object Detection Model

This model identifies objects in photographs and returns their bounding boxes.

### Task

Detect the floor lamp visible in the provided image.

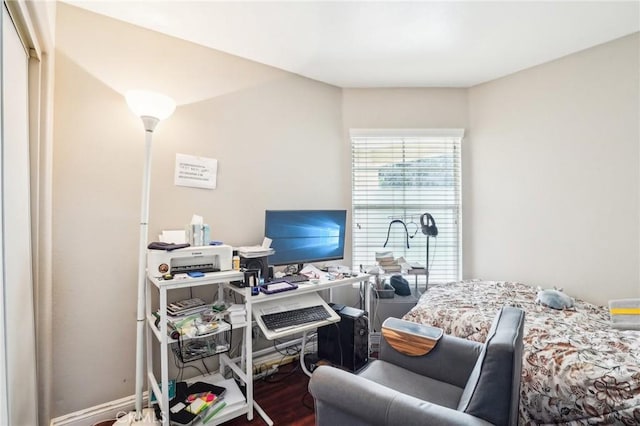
[125,90,176,425]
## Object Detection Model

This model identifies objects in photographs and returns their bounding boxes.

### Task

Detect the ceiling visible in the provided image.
[64,1,640,88]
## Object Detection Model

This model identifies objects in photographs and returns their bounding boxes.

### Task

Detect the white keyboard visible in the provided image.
[253,292,340,339]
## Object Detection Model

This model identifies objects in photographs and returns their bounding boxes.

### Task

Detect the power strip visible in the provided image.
[369,331,381,353]
[255,354,299,371]
[253,366,278,380]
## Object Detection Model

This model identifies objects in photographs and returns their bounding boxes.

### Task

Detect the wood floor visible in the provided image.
[223,361,315,426]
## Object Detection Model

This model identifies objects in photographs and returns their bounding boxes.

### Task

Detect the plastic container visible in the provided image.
[174,323,232,363]
[373,284,396,299]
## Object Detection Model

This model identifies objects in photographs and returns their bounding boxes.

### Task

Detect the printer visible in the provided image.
[147,245,233,277]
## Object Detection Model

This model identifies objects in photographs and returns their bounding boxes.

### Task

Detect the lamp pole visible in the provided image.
[126,91,175,425]
[134,118,157,420]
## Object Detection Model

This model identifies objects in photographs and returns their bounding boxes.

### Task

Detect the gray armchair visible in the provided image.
[309,306,525,426]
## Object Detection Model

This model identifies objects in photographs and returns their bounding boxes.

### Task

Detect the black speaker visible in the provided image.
[317,305,369,372]
[239,255,270,281]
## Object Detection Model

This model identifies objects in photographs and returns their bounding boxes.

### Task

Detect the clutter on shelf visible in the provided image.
[155,297,233,363]
[167,381,228,425]
[153,298,227,339]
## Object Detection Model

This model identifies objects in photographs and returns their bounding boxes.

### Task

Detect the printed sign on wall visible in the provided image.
[174,153,218,189]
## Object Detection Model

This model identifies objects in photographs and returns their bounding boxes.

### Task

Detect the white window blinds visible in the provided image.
[350,129,463,284]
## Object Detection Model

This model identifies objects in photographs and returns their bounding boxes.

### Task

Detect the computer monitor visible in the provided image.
[265,210,347,269]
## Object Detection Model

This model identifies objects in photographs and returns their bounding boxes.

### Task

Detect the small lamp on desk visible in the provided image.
[121,90,176,426]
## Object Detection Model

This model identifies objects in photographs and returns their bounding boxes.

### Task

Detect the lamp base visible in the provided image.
[115,408,160,425]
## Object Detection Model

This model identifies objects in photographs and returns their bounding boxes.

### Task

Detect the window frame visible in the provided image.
[350,128,464,284]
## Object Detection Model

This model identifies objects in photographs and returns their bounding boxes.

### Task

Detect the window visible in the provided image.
[351,129,463,284]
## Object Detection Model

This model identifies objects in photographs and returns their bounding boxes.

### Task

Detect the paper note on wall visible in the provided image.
[174,153,218,189]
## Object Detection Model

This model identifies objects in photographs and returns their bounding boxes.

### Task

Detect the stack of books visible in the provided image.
[375,251,402,273]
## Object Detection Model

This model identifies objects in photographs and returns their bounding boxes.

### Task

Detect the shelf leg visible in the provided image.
[253,401,274,426]
[244,287,254,421]
[160,288,169,426]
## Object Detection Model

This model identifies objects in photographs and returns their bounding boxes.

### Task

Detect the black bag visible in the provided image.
[390,275,411,296]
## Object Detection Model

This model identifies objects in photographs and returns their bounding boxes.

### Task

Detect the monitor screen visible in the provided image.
[265,210,347,267]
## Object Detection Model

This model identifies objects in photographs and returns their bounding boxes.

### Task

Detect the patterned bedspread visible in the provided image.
[402,280,640,425]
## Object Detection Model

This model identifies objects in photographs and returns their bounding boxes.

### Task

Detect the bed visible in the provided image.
[402,280,640,425]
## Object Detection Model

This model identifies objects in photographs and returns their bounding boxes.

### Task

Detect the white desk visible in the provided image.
[407,268,429,295]
[147,272,370,426]
[227,273,371,379]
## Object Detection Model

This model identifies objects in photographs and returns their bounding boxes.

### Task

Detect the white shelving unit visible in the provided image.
[147,271,371,426]
[146,270,272,426]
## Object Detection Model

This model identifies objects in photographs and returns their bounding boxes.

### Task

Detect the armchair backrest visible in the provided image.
[456,307,525,426]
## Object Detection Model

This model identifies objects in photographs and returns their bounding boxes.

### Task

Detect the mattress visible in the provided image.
[402,280,640,425]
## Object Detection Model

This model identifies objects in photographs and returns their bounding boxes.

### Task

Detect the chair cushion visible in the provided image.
[359,359,464,410]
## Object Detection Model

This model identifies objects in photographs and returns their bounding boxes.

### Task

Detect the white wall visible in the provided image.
[466,33,640,305]
[342,88,469,130]
[52,4,343,417]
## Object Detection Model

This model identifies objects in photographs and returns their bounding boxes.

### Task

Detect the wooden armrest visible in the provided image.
[381,317,443,356]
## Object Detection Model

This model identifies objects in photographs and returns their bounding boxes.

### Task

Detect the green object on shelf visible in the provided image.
[203,401,227,423]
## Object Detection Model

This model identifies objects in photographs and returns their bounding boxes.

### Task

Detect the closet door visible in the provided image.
[1,3,38,425]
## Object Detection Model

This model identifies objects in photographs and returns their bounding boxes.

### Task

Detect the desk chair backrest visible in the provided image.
[457,307,525,426]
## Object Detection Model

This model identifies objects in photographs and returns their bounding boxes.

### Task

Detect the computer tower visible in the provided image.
[317,305,369,372]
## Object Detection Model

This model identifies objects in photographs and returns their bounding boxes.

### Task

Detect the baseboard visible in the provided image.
[49,392,149,426]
